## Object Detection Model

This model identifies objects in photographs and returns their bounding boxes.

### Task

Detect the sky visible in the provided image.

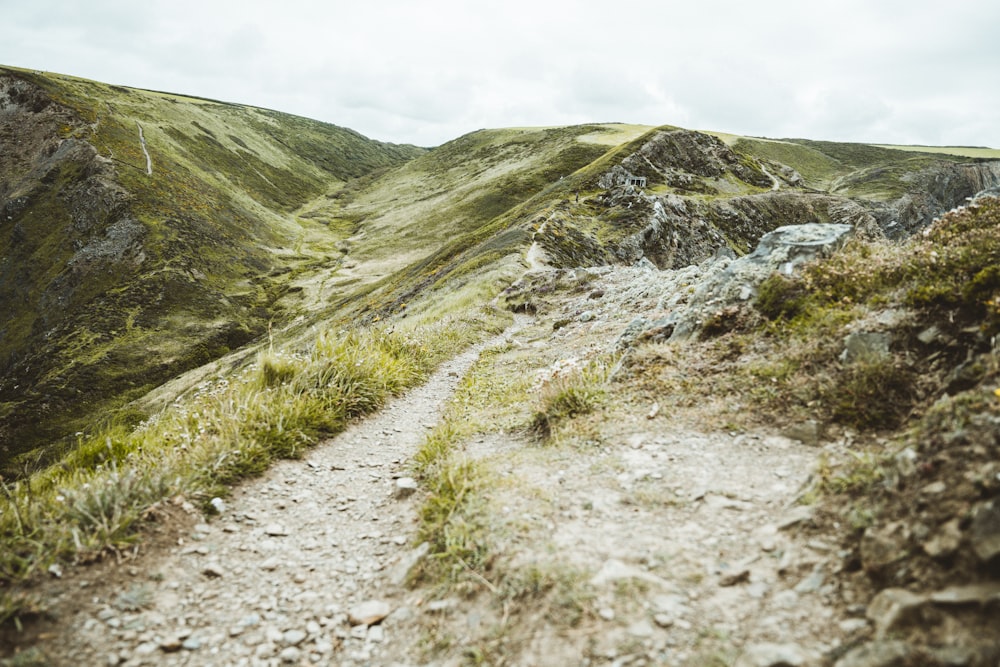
[1,0,998,148]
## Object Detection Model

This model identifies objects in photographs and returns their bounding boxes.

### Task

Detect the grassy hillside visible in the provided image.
[0,67,423,471]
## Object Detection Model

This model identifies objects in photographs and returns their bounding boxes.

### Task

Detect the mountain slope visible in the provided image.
[0,67,423,470]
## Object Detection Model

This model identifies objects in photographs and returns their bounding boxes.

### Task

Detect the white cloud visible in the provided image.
[0,0,997,147]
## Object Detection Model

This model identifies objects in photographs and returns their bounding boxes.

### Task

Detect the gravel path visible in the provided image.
[31,327,520,667]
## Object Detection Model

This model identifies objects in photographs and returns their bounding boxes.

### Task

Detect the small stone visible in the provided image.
[579,310,596,322]
[794,568,825,594]
[865,588,925,638]
[135,642,158,656]
[106,653,122,666]
[735,642,814,667]
[367,625,385,643]
[159,637,183,653]
[653,613,673,628]
[47,563,63,578]
[860,522,910,574]
[598,607,615,621]
[778,506,814,530]
[970,499,1000,562]
[350,624,368,640]
[260,556,282,571]
[209,497,226,514]
[920,481,946,495]
[627,619,654,638]
[283,629,307,646]
[279,646,301,663]
[388,542,430,586]
[348,600,391,626]
[838,618,869,634]
[922,518,962,558]
[201,562,225,578]
[719,568,750,587]
[182,637,202,650]
[393,477,419,499]
[840,331,891,365]
[928,581,1000,605]
[833,640,913,667]
[426,598,458,613]
[264,524,288,537]
[783,420,824,447]
[306,620,321,635]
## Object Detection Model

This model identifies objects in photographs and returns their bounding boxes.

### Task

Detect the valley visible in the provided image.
[2,66,1000,666]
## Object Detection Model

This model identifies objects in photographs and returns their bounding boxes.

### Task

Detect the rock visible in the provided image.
[590,558,671,588]
[922,519,962,558]
[47,563,63,578]
[348,600,391,626]
[778,506,814,530]
[865,588,926,638]
[653,613,673,628]
[426,598,459,614]
[893,448,918,478]
[182,637,202,650]
[283,629,307,646]
[651,594,688,618]
[970,499,1000,562]
[260,556,281,571]
[579,310,596,322]
[367,624,385,643]
[833,640,913,667]
[920,481,946,495]
[627,619,655,638]
[860,522,910,574]
[264,523,288,537]
[598,607,616,621]
[201,562,225,578]
[209,497,226,514]
[928,581,1000,605]
[388,541,430,586]
[783,420,824,446]
[159,636,183,652]
[794,568,825,594]
[719,568,751,587]
[279,646,301,663]
[840,332,891,364]
[838,618,869,634]
[393,477,419,499]
[735,642,816,667]
[135,642,158,656]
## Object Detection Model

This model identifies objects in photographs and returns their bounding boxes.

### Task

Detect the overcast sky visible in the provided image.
[2,0,998,148]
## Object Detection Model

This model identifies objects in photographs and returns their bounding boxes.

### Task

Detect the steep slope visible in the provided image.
[0,67,422,471]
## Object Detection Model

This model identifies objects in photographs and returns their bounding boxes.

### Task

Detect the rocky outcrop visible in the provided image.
[598,129,772,192]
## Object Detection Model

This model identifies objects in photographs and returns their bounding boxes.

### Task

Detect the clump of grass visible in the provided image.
[417,458,491,582]
[0,316,500,626]
[823,354,916,430]
[529,361,609,440]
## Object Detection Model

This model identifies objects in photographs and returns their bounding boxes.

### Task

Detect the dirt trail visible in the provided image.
[18,326,523,667]
[8,262,861,666]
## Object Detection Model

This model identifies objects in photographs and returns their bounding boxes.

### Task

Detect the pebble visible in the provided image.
[599,607,616,621]
[201,562,225,578]
[279,646,301,663]
[264,523,289,537]
[348,600,391,626]
[394,477,419,499]
[368,624,385,643]
[159,637,183,652]
[182,637,202,650]
[653,613,673,628]
[282,629,307,646]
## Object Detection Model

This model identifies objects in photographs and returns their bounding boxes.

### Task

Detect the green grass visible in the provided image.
[0,301,509,625]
